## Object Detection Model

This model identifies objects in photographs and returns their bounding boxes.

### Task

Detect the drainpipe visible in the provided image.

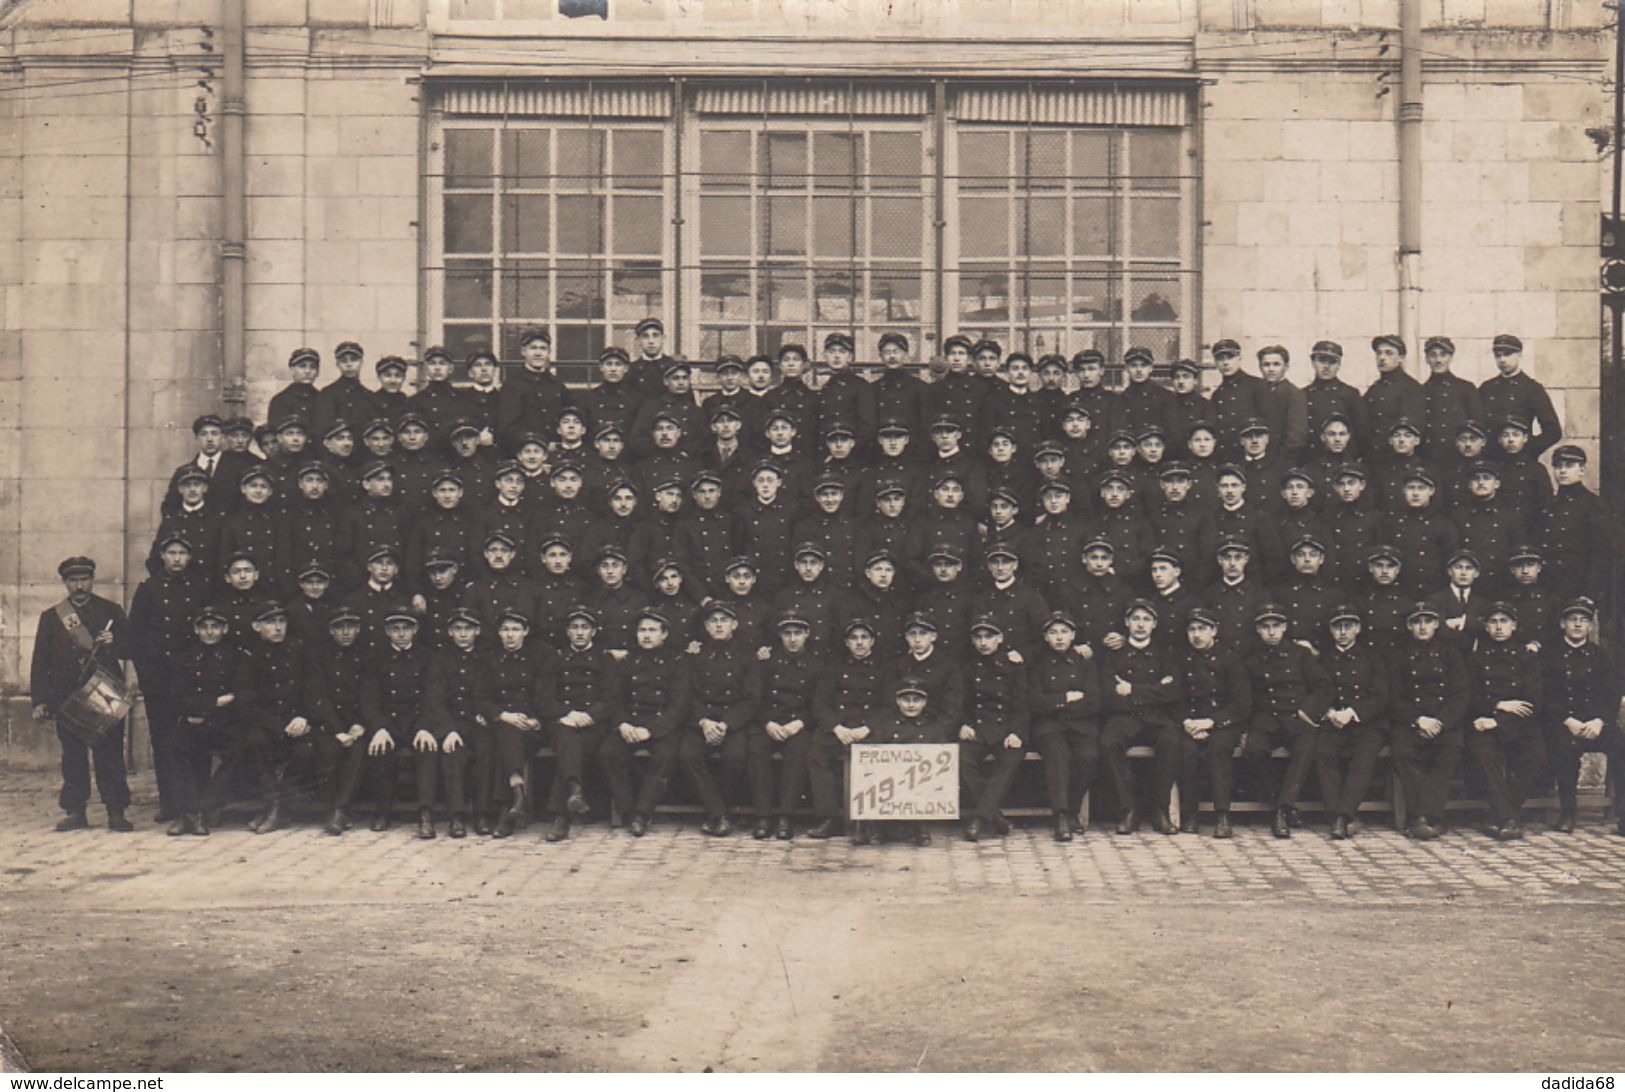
[1398,0,1423,373]
[220,0,247,410]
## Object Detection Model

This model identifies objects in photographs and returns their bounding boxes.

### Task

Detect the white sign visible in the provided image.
[847,743,960,821]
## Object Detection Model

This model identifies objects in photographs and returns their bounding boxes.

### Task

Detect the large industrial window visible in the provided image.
[427,81,1194,365]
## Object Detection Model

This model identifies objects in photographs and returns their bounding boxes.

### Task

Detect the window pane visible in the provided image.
[959,196,1008,257]
[557,261,604,320]
[701,328,754,358]
[958,131,1006,191]
[701,265,751,321]
[1129,274,1181,323]
[444,259,492,320]
[500,130,550,188]
[444,323,493,359]
[700,195,751,256]
[872,198,921,259]
[759,326,802,358]
[765,131,807,188]
[613,195,662,254]
[959,264,1009,326]
[813,269,855,323]
[556,130,605,187]
[867,269,920,323]
[503,259,549,320]
[871,131,922,191]
[445,129,494,190]
[1072,130,1113,183]
[557,195,604,253]
[611,262,662,319]
[1020,265,1066,325]
[556,325,605,361]
[1072,195,1114,257]
[501,194,550,254]
[701,131,751,187]
[1026,130,1067,190]
[813,132,855,190]
[765,195,806,256]
[1130,197,1179,259]
[813,196,855,258]
[759,266,809,323]
[1071,271,1112,323]
[1131,130,1181,192]
[1128,328,1179,364]
[613,130,663,190]
[1026,327,1066,358]
[1024,198,1064,257]
[444,194,492,254]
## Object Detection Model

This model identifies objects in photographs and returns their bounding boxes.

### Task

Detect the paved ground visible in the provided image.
[4,764,1625,1072]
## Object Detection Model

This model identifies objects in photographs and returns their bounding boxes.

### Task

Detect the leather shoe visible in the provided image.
[1068,813,1085,834]
[566,785,590,818]
[192,812,210,836]
[1214,813,1233,839]
[775,817,793,840]
[752,818,772,840]
[167,814,197,837]
[805,819,840,839]
[324,810,347,837]
[1330,814,1351,840]
[629,812,650,837]
[1408,818,1440,841]
[1179,814,1200,835]
[253,802,281,835]
[546,815,571,843]
[505,782,529,830]
[1495,818,1524,841]
[1115,809,1139,835]
[1284,804,1303,829]
[106,809,134,833]
[1270,807,1291,839]
[56,811,89,832]
[417,809,436,839]
[448,815,467,839]
[851,822,875,846]
[492,812,513,838]
[371,811,392,832]
[963,816,983,842]
[1053,813,1073,842]
[1150,811,1177,836]
[1554,811,1577,834]
[474,814,491,836]
[700,816,733,837]
[913,826,933,846]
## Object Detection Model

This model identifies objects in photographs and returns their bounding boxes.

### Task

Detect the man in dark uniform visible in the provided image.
[599,608,690,835]
[1388,602,1470,840]
[926,335,984,445]
[1536,444,1610,602]
[1174,606,1252,837]
[631,316,676,401]
[1207,338,1265,457]
[679,603,764,837]
[130,534,209,821]
[867,677,955,846]
[269,347,322,433]
[498,328,572,452]
[872,332,926,439]
[151,466,223,580]
[314,340,374,436]
[805,618,888,839]
[476,606,555,838]
[1421,336,1486,458]
[306,606,369,836]
[241,600,309,835]
[1068,349,1122,446]
[1303,341,1371,453]
[1201,537,1275,647]
[581,346,647,439]
[1099,600,1183,834]
[358,608,437,834]
[416,607,482,838]
[1317,606,1391,840]
[163,414,251,517]
[1479,333,1562,459]
[1027,611,1102,841]
[165,605,254,836]
[1541,598,1624,834]
[817,333,877,444]
[1118,346,1177,440]
[33,557,134,831]
[754,610,825,840]
[1363,335,1426,461]
[527,605,613,842]
[955,614,1030,841]
[1244,602,1335,838]
[1465,602,1545,840]
[410,347,473,439]
[1256,345,1309,463]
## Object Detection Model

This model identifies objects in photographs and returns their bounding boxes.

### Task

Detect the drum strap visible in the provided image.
[54,601,97,655]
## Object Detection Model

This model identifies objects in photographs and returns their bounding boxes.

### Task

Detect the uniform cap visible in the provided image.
[984,543,1019,562]
[690,470,724,490]
[1290,535,1327,556]
[749,461,785,480]
[296,562,333,580]
[192,413,224,434]
[776,610,812,630]
[708,402,743,423]
[322,419,353,442]
[636,606,671,628]
[193,604,229,626]
[877,417,911,436]
[1216,537,1251,556]
[374,355,408,375]
[1332,462,1368,482]
[383,606,419,626]
[1124,598,1160,621]
[1509,544,1543,563]
[223,416,255,435]
[1042,609,1078,632]
[327,607,362,628]
[1424,335,1455,354]
[1485,601,1518,621]
[636,317,665,336]
[1388,417,1422,437]
[1098,468,1133,487]
[1402,467,1436,488]
[483,531,518,551]
[549,462,584,480]
[1158,462,1193,481]
[598,346,631,364]
[864,548,899,568]
[1210,338,1242,358]
[1366,544,1402,564]
[1082,537,1116,556]
[288,347,321,369]
[813,470,848,493]
[275,415,309,435]
[366,545,401,565]
[1148,546,1183,567]
[902,611,938,633]
[361,418,396,438]
[448,420,482,440]
[660,361,691,379]
[1492,333,1523,353]
[157,532,196,553]
[1137,424,1168,443]
[929,413,964,432]
[1253,603,1288,624]
[565,606,598,626]
[823,332,855,352]
[1171,358,1201,376]
[1371,334,1406,354]
[705,602,739,623]
[927,546,964,563]
[713,355,745,374]
[1552,443,1588,466]
[175,466,211,487]
[1406,602,1440,623]
[58,556,96,579]
[942,334,974,354]
[447,607,483,628]
[1500,413,1532,433]
[1071,348,1106,367]
[421,345,452,363]
[1187,607,1220,629]
[537,535,572,553]
[844,617,876,636]
[1038,478,1073,495]
[423,552,461,571]
[1560,597,1598,620]
[1215,462,1248,483]
[334,340,364,359]
[988,486,1021,507]
[724,556,757,573]
[397,411,430,432]
[1310,340,1344,362]
[794,542,829,561]
[1329,605,1362,626]
[1280,466,1314,486]
[972,339,1003,358]
[878,332,910,352]
[496,607,531,628]
[776,342,809,361]
[874,477,910,498]
[431,469,465,489]
[1239,417,1271,436]
[517,327,550,347]
[969,612,1003,635]
[1468,459,1502,479]
[1447,548,1481,569]
[821,419,856,440]
[1455,420,1487,439]
[595,544,629,564]
[359,459,394,481]
[894,676,929,697]
[223,550,259,569]
[1123,346,1155,367]
[930,471,965,490]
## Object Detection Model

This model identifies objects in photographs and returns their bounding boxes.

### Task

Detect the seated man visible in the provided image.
[305,607,369,836]
[1174,607,1252,838]
[1317,607,1391,841]
[167,605,255,836]
[957,613,1031,842]
[866,676,955,847]
[598,608,690,836]
[474,607,554,838]
[358,608,437,835]
[753,611,825,840]
[805,619,888,839]
[418,608,483,839]
[1465,603,1545,841]
[1388,602,1470,840]
[537,608,618,843]
[1541,598,1624,835]
[1099,600,1184,834]
[1026,611,1101,842]
[242,600,311,835]
[1243,603,1334,839]
[679,603,764,838]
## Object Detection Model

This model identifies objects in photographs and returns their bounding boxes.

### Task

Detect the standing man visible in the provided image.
[32,557,134,832]
[497,328,572,452]
[1420,336,1486,459]
[632,317,676,401]
[1303,341,1371,455]
[1363,335,1427,461]
[314,340,374,436]
[1207,338,1265,457]
[1479,333,1561,460]
[1255,345,1309,464]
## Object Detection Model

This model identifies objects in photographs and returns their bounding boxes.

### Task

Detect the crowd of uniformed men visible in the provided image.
[32,319,1625,848]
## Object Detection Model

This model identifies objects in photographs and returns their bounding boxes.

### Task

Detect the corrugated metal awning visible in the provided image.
[437,81,672,118]
[692,81,930,116]
[955,84,1188,127]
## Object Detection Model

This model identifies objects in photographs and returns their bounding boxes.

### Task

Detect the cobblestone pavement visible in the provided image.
[4,766,1623,909]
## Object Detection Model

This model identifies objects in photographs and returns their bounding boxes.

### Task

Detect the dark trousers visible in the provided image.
[807,731,848,819]
[1546,720,1625,813]
[468,722,501,815]
[1100,711,1179,817]
[144,692,183,814]
[1465,718,1547,823]
[1329,721,1391,817]
[1245,712,1321,809]
[1032,718,1099,815]
[1174,724,1241,815]
[496,722,546,781]
[174,717,269,814]
[959,734,1024,822]
[548,721,606,814]
[749,729,812,817]
[311,733,365,810]
[367,738,467,813]
[57,719,131,814]
[1390,721,1464,820]
[599,730,682,817]
[680,727,753,819]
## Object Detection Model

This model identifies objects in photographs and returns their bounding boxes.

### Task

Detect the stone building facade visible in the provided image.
[0,0,1609,736]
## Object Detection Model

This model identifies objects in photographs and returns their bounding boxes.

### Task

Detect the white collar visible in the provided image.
[1128,636,1151,650]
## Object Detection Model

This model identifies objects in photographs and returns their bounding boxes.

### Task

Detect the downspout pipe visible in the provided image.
[220,0,247,410]
[1398,0,1423,372]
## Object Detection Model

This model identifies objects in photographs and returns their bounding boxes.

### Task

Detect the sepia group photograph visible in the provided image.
[1,0,1623,1081]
